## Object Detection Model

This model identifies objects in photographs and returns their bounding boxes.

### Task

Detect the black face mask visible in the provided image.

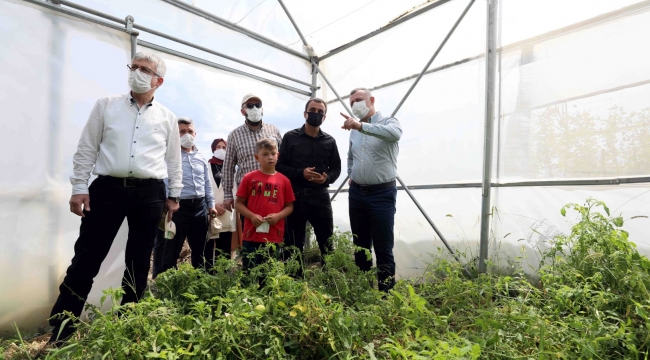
[306,112,324,127]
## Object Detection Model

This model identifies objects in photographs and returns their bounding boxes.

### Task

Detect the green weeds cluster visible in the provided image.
[2,199,650,359]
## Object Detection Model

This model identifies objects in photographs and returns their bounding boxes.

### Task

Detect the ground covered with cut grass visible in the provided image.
[3,199,650,359]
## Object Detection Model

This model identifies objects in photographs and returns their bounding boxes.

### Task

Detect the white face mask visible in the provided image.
[213,148,226,160]
[352,100,371,119]
[245,107,263,123]
[180,134,195,148]
[128,69,154,94]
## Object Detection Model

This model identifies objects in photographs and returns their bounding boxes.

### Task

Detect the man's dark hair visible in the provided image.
[304,98,327,114]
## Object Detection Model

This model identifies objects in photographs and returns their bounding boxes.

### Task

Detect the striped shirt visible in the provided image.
[222,122,283,201]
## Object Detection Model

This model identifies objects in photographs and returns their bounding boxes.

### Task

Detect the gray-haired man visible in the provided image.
[48,52,182,345]
[341,87,402,292]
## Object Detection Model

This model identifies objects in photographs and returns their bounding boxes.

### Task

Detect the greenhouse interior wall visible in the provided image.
[1,0,649,334]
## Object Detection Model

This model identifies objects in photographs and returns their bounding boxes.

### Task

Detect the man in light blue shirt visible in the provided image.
[155,117,218,277]
[341,88,402,292]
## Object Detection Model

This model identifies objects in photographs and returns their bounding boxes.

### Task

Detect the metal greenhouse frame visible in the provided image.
[16,0,650,277]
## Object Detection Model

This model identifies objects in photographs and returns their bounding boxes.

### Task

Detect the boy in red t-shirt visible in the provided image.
[235,138,295,274]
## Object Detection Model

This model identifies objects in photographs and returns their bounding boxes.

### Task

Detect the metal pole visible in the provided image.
[310,60,354,201]
[130,34,137,58]
[318,0,454,61]
[377,0,475,271]
[277,0,309,47]
[21,0,127,33]
[126,15,137,59]
[330,177,348,201]
[54,0,315,90]
[311,62,318,98]
[161,0,310,61]
[138,40,311,97]
[397,176,472,278]
[311,61,354,116]
[391,0,476,117]
[478,0,499,273]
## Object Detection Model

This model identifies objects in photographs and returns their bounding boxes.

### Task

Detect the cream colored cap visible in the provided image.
[241,93,262,105]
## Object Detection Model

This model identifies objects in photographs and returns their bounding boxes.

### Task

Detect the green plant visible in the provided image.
[5,198,650,359]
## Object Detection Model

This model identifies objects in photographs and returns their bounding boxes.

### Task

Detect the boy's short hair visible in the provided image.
[256,138,277,153]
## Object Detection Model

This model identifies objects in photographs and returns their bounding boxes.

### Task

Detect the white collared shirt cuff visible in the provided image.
[168,188,182,198]
[72,183,89,195]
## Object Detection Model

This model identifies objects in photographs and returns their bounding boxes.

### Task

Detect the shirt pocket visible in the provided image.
[238,142,257,166]
[143,114,168,144]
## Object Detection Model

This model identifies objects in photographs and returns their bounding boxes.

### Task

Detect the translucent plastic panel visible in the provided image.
[0,0,132,333]
[319,0,485,93]
[194,0,301,52]
[145,48,310,152]
[331,188,482,279]
[319,58,485,188]
[491,185,650,272]
[501,0,644,46]
[72,0,311,89]
[497,7,650,180]
[195,0,430,55]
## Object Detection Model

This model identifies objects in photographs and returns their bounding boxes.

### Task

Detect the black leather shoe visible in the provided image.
[46,324,75,347]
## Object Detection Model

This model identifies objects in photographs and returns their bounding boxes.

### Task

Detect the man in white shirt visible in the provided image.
[48,52,182,345]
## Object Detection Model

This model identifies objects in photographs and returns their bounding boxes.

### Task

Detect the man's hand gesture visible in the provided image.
[340,112,362,131]
[69,194,91,217]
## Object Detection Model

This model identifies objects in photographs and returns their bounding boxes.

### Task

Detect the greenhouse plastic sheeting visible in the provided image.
[2,0,650,335]
[320,58,485,188]
[0,0,309,334]
[0,0,132,333]
[70,0,311,90]
[498,4,650,180]
[319,0,486,94]
[191,0,428,56]
[491,185,650,270]
[331,188,483,280]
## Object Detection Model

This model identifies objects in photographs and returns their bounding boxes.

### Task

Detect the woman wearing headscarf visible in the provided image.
[208,138,238,261]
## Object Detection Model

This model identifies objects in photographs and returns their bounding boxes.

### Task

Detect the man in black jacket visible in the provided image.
[277,98,341,275]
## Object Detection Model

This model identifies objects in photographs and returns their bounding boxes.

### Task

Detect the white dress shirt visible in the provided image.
[70,93,183,197]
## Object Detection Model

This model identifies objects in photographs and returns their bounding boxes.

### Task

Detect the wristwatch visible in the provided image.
[167,196,180,203]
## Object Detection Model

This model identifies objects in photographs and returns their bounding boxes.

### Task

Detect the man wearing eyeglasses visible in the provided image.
[340,87,402,293]
[48,52,182,345]
[277,98,341,277]
[222,94,282,219]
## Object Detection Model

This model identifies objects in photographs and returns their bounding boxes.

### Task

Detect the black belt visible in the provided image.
[98,175,163,188]
[293,187,329,195]
[180,197,205,204]
[351,180,396,192]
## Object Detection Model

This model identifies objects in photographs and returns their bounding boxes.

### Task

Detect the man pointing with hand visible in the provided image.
[341,87,402,292]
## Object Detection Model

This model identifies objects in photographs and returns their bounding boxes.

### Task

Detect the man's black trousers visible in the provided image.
[160,198,213,273]
[283,191,333,274]
[50,176,165,327]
